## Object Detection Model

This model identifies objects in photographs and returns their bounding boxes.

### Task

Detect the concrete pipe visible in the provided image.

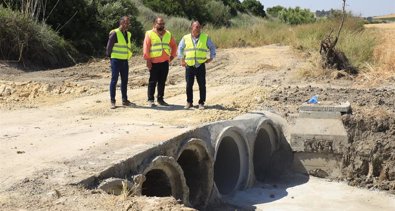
[141,156,190,206]
[176,138,213,209]
[214,126,249,195]
[253,119,278,182]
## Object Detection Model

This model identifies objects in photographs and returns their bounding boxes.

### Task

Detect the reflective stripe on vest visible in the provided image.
[183,33,208,66]
[110,28,132,60]
[147,30,171,58]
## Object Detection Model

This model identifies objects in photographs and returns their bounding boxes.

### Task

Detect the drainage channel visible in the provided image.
[78,112,290,209]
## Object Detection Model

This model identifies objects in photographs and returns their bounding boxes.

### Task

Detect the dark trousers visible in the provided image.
[185,64,206,105]
[148,61,169,101]
[110,59,129,102]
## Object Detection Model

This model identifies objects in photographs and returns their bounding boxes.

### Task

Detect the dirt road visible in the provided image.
[1,44,395,210]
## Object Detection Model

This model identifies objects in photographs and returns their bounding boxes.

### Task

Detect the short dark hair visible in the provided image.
[153,16,163,24]
[119,16,129,25]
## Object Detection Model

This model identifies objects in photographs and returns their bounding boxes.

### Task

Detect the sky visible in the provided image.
[260,0,395,17]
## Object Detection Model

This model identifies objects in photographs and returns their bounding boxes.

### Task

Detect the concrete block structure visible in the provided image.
[290,101,351,178]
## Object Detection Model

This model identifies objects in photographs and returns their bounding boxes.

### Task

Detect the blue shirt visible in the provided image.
[177,33,216,67]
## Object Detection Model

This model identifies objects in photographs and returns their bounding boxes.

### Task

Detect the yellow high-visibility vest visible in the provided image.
[147,30,171,58]
[183,33,209,66]
[110,28,132,60]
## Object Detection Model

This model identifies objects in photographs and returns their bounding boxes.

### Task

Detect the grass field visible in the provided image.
[360,22,395,85]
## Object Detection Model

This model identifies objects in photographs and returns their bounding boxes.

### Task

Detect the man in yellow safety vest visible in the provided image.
[177,21,216,110]
[143,17,177,107]
[106,16,134,109]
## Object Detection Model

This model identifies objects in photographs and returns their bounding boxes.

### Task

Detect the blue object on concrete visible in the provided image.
[307,95,318,104]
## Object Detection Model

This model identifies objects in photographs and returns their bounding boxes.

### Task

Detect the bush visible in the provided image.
[42,0,144,56]
[141,0,234,26]
[279,7,316,25]
[205,1,231,26]
[97,0,145,47]
[142,0,185,17]
[242,0,266,17]
[267,5,285,18]
[222,0,244,16]
[0,6,76,69]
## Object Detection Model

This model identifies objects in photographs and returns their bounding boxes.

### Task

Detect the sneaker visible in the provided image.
[157,99,169,106]
[148,100,156,107]
[198,104,205,110]
[110,101,116,109]
[184,103,193,109]
[122,100,135,107]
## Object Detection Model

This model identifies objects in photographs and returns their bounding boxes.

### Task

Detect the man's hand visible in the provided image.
[206,58,213,63]
[170,56,174,62]
[181,59,186,67]
[146,60,152,71]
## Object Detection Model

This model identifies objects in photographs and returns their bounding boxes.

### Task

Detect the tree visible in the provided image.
[267,5,285,18]
[205,0,231,26]
[278,7,316,25]
[221,0,244,16]
[42,0,143,55]
[242,0,265,17]
[142,0,185,17]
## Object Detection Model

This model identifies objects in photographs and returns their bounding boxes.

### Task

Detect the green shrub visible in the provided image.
[0,6,76,69]
[97,0,145,47]
[267,5,285,18]
[205,1,231,26]
[142,0,185,17]
[222,0,244,16]
[141,0,235,26]
[279,7,316,25]
[39,0,144,56]
[241,0,266,17]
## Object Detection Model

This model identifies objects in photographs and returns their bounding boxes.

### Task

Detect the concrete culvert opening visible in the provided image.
[141,156,190,206]
[177,149,206,208]
[142,169,172,197]
[254,128,273,182]
[214,136,240,195]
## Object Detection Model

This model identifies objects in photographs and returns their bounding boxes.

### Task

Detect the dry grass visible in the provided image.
[373,13,395,19]
[358,23,395,86]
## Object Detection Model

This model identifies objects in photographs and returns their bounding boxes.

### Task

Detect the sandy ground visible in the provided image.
[1,40,395,210]
[229,176,395,211]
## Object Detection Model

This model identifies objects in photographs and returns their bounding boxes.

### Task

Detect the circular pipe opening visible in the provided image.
[253,128,272,182]
[141,156,190,206]
[214,136,241,195]
[142,169,172,197]
[177,149,207,208]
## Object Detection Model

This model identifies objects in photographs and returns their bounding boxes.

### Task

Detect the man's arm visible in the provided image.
[177,38,186,66]
[143,32,151,60]
[106,32,117,58]
[169,36,177,62]
[206,36,216,63]
[143,32,152,70]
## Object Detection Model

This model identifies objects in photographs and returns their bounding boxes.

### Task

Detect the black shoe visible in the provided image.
[157,99,169,106]
[122,100,136,107]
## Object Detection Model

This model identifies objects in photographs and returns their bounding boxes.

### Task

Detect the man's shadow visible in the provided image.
[122,103,238,111]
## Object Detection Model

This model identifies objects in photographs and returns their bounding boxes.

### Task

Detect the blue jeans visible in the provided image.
[110,59,129,102]
[185,64,206,105]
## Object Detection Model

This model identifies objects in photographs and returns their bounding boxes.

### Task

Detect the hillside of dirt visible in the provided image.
[1,26,395,210]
